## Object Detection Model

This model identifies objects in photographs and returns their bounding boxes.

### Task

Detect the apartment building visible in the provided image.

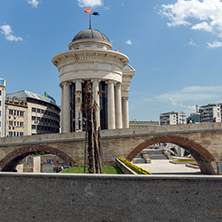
[160,112,186,125]
[198,104,221,122]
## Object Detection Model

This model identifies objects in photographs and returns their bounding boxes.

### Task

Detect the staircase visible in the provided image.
[144,149,168,160]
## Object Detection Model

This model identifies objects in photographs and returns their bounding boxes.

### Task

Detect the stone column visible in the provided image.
[60,84,63,133]
[115,83,123,129]
[75,80,82,132]
[63,82,70,133]
[107,80,115,129]
[122,97,129,128]
[92,79,100,129]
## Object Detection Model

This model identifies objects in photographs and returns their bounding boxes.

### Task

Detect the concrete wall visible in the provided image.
[0,173,222,221]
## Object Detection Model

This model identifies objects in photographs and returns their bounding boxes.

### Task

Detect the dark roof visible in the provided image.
[72,29,109,42]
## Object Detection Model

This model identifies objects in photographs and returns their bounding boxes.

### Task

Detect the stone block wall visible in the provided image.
[0,173,222,221]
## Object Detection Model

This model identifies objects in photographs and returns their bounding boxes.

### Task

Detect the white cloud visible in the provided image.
[125,39,133,45]
[207,41,222,48]
[0,24,23,42]
[187,38,198,47]
[78,0,103,7]
[191,22,213,32]
[159,0,222,44]
[147,85,222,116]
[146,85,222,104]
[27,0,39,8]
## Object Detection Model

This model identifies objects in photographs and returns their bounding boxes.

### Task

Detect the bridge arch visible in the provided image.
[0,145,76,172]
[126,135,217,175]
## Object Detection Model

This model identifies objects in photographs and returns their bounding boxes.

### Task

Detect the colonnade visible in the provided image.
[60,79,129,133]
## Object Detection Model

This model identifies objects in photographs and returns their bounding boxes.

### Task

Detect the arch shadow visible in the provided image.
[126,135,217,175]
[0,145,76,172]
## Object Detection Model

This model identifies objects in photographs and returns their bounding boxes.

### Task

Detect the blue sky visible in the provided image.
[1,0,222,121]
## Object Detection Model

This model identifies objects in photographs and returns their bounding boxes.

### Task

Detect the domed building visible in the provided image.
[52,29,135,133]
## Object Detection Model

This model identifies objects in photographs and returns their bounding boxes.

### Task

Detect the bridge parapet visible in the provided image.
[0,122,221,174]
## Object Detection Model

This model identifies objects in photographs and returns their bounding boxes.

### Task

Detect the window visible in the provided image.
[17,111,20,116]
[17,122,19,127]
[14,132,16,137]
[32,125,36,129]
[0,101,1,106]
[32,108,36,112]
[0,90,1,96]
[20,122,24,127]
[20,132,23,136]
[9,121,13,126]
[9,110,13,115]
[37,109,40,113]
[8,132,12,137]
[20,111,24,117]
[32,116,36,121]
[14,121,16,126]
[17,132,19,136]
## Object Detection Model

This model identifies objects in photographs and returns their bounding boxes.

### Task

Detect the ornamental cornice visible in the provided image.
[52,49,129,68]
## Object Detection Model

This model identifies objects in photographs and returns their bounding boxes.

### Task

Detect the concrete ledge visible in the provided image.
[1,173,222,221]
[115,158,137,174]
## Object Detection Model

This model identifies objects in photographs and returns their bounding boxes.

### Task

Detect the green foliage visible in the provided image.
[31,152,47,156]
[61,165,123,174]
[118,157,152,175]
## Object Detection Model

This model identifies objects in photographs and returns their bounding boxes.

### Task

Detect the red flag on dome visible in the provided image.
[115,49,120,52]
[84,8,91,14]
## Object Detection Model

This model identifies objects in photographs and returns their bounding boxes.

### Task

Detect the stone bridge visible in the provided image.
[0,122,222,174]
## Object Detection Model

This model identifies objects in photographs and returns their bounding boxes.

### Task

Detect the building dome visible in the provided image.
[72,29,109,42]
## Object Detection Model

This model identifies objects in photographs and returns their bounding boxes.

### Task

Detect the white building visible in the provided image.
[0,78,6,137]
[52,29,135,133]
[199,104,221,122]
[160,112,186,125]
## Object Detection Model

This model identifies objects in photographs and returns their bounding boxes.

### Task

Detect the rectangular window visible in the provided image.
[32,125,36,129]
[17,132,19,136]
[32,116,36,121]
[32,108,36,112]
[14,121,16,126]
[17,122,19,127]
[8,132,12,137]
[14,132,16,137]
[0,90,1,96]
[20,132,23,136]
[17,111,20,116]
[37,109,40,113]
[9,121,13,126]
[20,111,24,117]
[20,122,24,127]
[9,110,13,115]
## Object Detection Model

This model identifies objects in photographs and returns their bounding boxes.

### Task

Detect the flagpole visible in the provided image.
[89,8,91,29]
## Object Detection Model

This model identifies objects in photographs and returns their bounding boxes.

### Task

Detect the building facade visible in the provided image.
[0,78,6,137]
[160,112,186,125]
[199,104,221,122]
[6,90,60,136]
[52,29,135,133]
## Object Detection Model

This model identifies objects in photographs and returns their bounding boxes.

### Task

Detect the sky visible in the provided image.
[1,0,222,121]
